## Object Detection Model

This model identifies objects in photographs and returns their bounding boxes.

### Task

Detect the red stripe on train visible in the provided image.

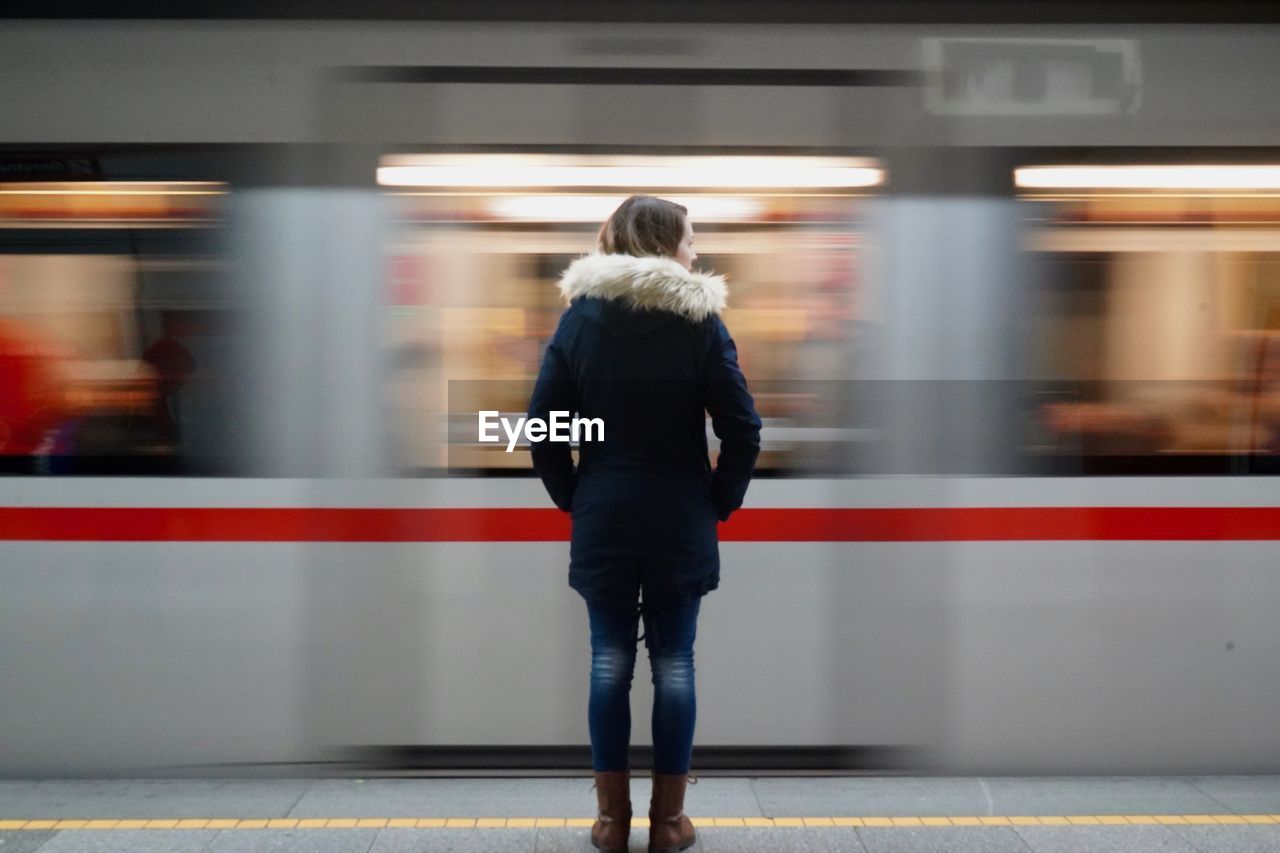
[1,507,1278,541]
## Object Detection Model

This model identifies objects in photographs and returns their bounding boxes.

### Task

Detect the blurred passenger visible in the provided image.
[1242,333,1280,455]
[0,317,70,473]
[1040,400,1174,456]
[528,195,761,853]
[141,311,198,444]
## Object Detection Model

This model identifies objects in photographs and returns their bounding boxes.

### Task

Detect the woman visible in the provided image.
[528,195,761,852]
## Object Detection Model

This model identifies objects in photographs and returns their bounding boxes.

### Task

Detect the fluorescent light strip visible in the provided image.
[378,155,882,189]
[487,195,764,222]
[1016,166,1280,190]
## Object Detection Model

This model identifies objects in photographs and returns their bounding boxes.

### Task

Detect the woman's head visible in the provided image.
[597,195,697,271]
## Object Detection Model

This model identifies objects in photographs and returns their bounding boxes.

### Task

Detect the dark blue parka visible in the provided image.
[528,253,762,608]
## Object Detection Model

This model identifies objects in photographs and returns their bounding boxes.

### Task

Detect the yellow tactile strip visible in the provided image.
[2,815,1279,830]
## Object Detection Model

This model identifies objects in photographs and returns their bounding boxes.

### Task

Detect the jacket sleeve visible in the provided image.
[527,313,578,512]
[702,316,762,521]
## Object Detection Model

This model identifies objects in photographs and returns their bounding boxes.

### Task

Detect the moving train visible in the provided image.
[2,16,1279,776]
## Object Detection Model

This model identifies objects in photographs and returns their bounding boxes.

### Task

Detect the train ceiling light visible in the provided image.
[0,181,226,227]
[486,194,763,222]
[0,182,225,196]
[1015,165,1280,191]
[377,154,884,190]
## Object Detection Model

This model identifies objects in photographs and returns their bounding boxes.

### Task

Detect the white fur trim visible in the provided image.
[557,253,727,321]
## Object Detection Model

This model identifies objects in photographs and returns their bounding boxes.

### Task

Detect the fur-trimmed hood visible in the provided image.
[557,253,727,322]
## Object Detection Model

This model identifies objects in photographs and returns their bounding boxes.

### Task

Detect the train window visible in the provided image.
[0,178,232,475]
[378,153,882,476]
[1021,164,1280,474]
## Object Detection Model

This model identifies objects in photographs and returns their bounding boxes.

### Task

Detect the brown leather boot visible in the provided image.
[648,773,696,852]
[591,770,631,852]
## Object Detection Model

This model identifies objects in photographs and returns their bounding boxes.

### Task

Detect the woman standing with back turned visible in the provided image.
[528,195,762,852]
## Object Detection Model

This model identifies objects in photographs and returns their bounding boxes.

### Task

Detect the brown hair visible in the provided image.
[597,195,688,258]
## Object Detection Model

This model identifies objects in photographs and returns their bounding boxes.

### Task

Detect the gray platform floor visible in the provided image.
[3,775,1280,852]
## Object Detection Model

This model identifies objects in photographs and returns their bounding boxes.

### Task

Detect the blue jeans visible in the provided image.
[586,595,701,775]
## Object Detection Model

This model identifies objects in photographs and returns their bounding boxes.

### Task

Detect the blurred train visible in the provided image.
[3,18,1280,777]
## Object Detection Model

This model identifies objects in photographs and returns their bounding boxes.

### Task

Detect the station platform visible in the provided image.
[3,775,1280,852]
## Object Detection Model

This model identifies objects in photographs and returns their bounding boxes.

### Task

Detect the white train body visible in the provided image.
[1,18,1278,775]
